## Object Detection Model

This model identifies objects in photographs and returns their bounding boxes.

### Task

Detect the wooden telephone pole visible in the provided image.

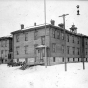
[59,14,69,71]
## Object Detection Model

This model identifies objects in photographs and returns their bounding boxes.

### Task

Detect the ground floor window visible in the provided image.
[25,58,28,63]
[35,57,36,62]
[62,57,64,62]
[17,58,19,62]
[68,58,69,62]
[86,58,87,61]
[53,57,55,62]
[73,58,74,62]
[78,58,79,62]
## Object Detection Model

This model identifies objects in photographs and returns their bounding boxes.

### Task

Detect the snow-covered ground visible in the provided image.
[0,63,88,88]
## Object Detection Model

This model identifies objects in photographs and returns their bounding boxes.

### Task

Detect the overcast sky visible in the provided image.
[0,0,88,37]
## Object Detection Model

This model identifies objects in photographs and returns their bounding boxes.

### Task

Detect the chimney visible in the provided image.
[70,24,77,33]
[58,23,64,28]
[50,19,55,25]
[21,24,24,29]
[34,22,36,26]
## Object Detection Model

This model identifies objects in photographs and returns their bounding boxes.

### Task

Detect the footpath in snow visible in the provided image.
[0,63,88,88]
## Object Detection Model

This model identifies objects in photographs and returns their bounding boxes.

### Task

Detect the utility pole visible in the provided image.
[44,0,47,68]
[81,34,85,70]
[59,14,69,71]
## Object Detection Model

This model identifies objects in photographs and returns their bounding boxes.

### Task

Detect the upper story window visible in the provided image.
[1,41,3,47]
[62,45,64,53]
[34,30,38,40]
[41,36,45,45]
[67,46,69,54]
[16,46,20,55]
[25,33,28,41]
[5,50,8,57]
[57,30,60,39]
[77,48,80,55]
[5,40,7,47]
[67,34,69,42]
[1,50,3,54]
[61,32,64,40]
[34,44,38,54]
[52,29,55,38]
[16,34,19,42]
[86,39,87,45]
[52,43,56,52]
[86,48,87,55]
[72,47,75,55]
[78,37,80,44]
[72,36,74,43]
[24,45,28,54]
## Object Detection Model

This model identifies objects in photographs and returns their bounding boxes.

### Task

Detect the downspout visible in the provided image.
[12,34,14,62]
[49,26,51,66]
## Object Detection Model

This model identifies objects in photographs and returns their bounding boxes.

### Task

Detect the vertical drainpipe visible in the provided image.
[48,26,51,66]
[12,34,14,62]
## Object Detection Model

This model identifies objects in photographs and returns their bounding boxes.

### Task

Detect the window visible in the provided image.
[86,39,87,45]
[78,37,79,44]
[68,58,69,62]
[53,57,55,62]
[5,40,7,47]
[25,33,28,41]
[73,58,75,61]
[16,34,19,42]
[62,45,64,53]
[52,43,56,52]
[73,47,75,55]
[86,58,87,61]
[5,50,7,57]
[34,44,38,54]
[63,57,64,62]
[67,34,69,42]
[77,48,80,55]
[78,58,79,62]
[16,46,19,55]
[1,50,3,54]
[61,32,64,40]
[52,29,55,38]
[1,41,3,47]
[67,46,69,54]
[86,48,87,55]
[41,36,45,45]
[72,36,74,43]
[34,30,38,40]
[42,48,45,57]
[24,45,28,54]
[57,30,60,39]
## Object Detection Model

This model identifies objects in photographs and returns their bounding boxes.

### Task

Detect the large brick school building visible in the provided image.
[10,20,88,65]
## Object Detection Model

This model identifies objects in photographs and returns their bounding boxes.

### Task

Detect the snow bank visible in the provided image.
[0,63,88,88]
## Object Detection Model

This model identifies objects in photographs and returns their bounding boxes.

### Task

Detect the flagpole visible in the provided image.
[44,0,47,68]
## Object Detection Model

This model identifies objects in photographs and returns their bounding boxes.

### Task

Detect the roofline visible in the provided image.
[11,24,88,38]
[11,24,51,34]
[0,36,12,40]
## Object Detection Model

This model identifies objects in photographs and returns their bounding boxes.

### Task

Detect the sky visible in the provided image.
[0,0,88,37]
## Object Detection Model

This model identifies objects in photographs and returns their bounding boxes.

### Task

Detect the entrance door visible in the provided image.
[36,48,44,63]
